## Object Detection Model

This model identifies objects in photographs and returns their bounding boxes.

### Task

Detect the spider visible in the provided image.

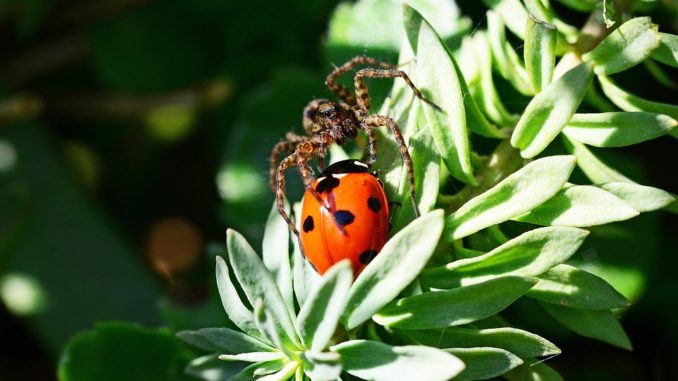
[269,55,441,238]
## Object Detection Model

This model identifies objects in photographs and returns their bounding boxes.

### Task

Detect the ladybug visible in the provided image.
[299,159,389,275]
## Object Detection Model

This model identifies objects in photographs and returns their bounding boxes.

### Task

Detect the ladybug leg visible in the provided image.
[325,56,394,106]
[353,68,442,115]
[269,133,304,191]
[362,114,420,217]
[275,153,301,238]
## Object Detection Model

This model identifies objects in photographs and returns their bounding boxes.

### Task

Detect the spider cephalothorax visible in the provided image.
[270,56,441,239]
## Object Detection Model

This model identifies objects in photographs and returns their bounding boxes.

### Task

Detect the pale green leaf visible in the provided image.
[561,135,633,183]
[582,17,661,75]
[404,5,475,184]
[444,156,576,241]
[424,227,588,289]
[599,182,675,212]
[176,327,275,354]
[215,256,261,340]
[651,32,678,68]
[445,347,522,381]
[342,210,444,330]
[374,276,537,329]
[253,300,296,359]
[262,201,294,314]
[257,361,299,381]
[184,354,248,381]
[219,352,284,363]
[563,112,677,147]
[332,340,464,381]
[553,0,596,11]
[597,75,678,122]
[528,264,630,309]
[297,260,353,351]
[541,302,632,350]
[487,11,533,95]
[401,326,560,358]
[514,185,639,227]
[504,361,564,381]
[525,15,557,92]
[292,203,321,309]
[511,63,593,158]
[482,0,529,39]
[301,351,342,381]
[227,229,300,348]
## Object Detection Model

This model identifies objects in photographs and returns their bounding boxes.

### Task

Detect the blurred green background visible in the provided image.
[0,0,676,380]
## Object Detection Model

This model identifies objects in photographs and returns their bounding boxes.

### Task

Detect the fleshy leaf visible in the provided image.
[424,227,588,289]
[292,203,321,309]
[561,135,633,183]
[226,229,299,348]
[297,260,353,351]
[301,351,342,381]
[514,185,639,227]
[599,182,674,212]
[404,5,475,184]
[582,17,661,75]
[524,15,557,92]
[487,11,533,95]
[510,63,593,158]
[481,0,529,40]
[215,256,261,340]
[332,340,464,381]
[528,264,630,309]
[597,75,678,122]
[342,210,444,330]
[445,347,523,381]
[262,202,294,314]
[374,276,537,329]
[219,352,284,363]
[402,327,560,358]
[176,328,275,354]
[184,354,248,381]
[562,112,677,147]
[651,32,678,68]
[541,302,632,350]
[505,361,564,381]
[444,156,576,241]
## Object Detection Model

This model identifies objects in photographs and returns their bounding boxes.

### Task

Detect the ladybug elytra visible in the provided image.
[299,159,389,275]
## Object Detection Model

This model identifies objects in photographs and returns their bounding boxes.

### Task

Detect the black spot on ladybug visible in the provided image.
[359,250,378,264]
[367,197,382,213]
[334,210,355,226]
[316,175,340,193]
[303,215,314,233]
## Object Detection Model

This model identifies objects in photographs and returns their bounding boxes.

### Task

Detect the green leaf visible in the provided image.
[301,351,342,381]
[215,256,261,339]
[504,361,564,381]
[297,260,353,351]
[599,182,675,212]
[331,340,464,381]
[541,302,632,350]
[561,135,633,183]
[291,203,321,309]
[219,352,284,363]
[58,322,195,381]
[528,264,629,309]
[445,347,523,381]
[390,122,440,232]
[424,227,587,289]
[403,5,475,184]
[487,11,533,95]
[262,202,294,314]
[651,32,678,68]
[514,185,639,227]
[524,15,557,92]
[511,63,593,158]
[256,361,299,381]
[374,276,537,329]
[253,300,296,359]
[444,156,577,241]
[582,17,661,75]
[597,75,678,122]
[176,327,275,354]
[481,0,529,39]
[401,326,560,358]
[184,354,248,381]
[553,0,596,11]
[226,229,299,348]
[562,112,677,147]
[342,210,444,330]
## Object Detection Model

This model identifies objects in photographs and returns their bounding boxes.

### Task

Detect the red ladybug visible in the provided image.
[300,160,389,275]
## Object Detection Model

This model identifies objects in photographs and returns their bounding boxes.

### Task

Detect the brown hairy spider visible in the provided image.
[269,55,441,237]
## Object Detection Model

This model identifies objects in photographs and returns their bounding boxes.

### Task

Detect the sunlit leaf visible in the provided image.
[525,15,557,92]
[651,32,678,68]
[445,347,522,381]
[563,112,676,147]
[176,327,275,354]
[599,182,674,212]
[262,201,294,314]
[561,135,633,183]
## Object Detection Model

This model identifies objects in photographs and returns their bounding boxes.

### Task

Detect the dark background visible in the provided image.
[1,0,676,380]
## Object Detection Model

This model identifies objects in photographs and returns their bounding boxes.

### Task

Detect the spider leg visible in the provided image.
[362,125,378,165]
[269,133,305,191]
[353,68,443,114]
[362,114,420,217]
[326,56,394,106]
[276,153,301,238]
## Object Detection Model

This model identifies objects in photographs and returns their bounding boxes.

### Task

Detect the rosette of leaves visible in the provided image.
[180,1,677,380]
